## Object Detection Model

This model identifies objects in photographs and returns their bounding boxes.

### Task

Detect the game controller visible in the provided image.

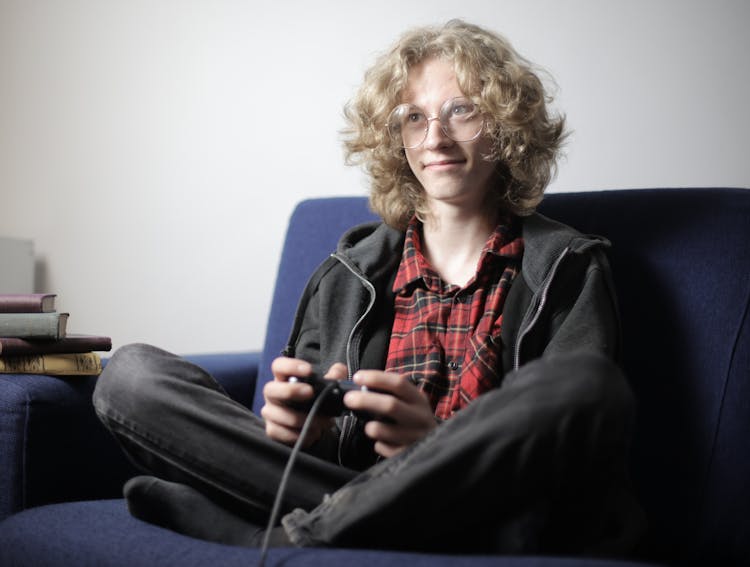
[287,374,388,422]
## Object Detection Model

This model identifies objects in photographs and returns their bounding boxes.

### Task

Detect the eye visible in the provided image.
[450,101,475,116]
[406,111,425,124]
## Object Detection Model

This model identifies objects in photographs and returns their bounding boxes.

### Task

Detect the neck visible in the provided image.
[420,204,498,287]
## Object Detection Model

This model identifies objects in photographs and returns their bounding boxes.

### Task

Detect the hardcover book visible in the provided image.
[0,293,57,313]
[0,334,112,356]
[0,352,102,375]
[0,312,68,340]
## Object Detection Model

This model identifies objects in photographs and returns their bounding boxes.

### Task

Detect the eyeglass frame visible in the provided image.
[386,96,485,149]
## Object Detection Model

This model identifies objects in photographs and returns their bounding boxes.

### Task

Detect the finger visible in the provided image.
[346,387,433,428]
[260,400,308,430]
[364,419,409,444]
[344,388,401,420]
[263,379,313,405]
[262,396,333,428]
[324,362,348,381]
[262,403,333,447]
[346,383,437,451]
[353,370,420,401]
[270,356,313,382]
[365,416,430,446]
[373,440,404,459]
[265,419,325,448]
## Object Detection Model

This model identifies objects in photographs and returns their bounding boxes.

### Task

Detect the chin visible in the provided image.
[423,185,474,203]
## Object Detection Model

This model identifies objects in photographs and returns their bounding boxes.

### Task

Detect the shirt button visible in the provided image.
[448,360,460,371]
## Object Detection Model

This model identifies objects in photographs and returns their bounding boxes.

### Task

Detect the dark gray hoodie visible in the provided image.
[283,212,621,469]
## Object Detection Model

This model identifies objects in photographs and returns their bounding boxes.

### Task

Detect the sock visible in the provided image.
[124,475,292,548]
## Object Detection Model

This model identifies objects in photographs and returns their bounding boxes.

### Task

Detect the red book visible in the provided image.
[0,294,57,313]
[0,334,112,356]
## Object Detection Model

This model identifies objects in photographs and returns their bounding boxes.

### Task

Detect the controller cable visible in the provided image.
[258,381,339,567]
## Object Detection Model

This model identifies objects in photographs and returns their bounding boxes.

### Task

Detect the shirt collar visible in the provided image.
[392,214,524,295]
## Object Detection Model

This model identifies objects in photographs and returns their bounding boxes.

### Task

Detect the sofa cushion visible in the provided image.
[0,499,663,567]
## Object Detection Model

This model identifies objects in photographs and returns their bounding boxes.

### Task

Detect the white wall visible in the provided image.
[1,0,748,355]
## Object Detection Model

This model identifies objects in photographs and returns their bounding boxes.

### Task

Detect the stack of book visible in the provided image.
[0,293,111,376]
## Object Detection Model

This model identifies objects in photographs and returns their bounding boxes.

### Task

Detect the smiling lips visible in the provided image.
[423,158,466,169]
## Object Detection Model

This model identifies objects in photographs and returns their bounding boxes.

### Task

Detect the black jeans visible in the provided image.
[92,344,643,555]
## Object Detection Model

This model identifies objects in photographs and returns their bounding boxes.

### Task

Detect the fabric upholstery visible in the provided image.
[0,499,659,567]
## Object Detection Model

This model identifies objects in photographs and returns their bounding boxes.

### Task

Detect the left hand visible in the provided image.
[343,370,436,458]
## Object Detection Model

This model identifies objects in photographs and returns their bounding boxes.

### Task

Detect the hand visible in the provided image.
[343,370,436,458]
[261,358,347,448]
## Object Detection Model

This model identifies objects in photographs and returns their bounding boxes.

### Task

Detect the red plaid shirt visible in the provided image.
[384,216,524,420]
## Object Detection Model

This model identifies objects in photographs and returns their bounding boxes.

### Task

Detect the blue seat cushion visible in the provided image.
[0,499,662,567]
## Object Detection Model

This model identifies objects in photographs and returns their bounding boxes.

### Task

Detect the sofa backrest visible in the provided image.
[256,188,750,566]
[539,188,750,566]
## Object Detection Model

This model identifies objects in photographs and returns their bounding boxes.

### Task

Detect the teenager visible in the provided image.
[93,19,643,556]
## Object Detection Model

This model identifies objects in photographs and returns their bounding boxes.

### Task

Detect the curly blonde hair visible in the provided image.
[342,19,568,230]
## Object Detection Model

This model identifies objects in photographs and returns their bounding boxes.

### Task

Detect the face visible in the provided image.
[401,57,496,215]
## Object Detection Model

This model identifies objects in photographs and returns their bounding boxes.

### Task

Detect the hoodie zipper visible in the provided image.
[331,252,378,376]
[331,252,378,465]
[513,246,570,370]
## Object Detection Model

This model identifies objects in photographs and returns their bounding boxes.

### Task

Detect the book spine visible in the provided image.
[0,334,112,356]
[0,313,68,339]
[0,294,56,313]
[0,352,102,375]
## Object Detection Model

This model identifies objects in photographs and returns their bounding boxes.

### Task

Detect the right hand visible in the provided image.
[261,357,347,448]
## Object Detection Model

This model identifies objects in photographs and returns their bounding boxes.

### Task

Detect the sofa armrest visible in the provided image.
[0,351,260,521]
[183,351,260,410]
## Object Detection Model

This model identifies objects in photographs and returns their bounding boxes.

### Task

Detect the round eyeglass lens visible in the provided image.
[440,98,482,142]
[387,97,483,148]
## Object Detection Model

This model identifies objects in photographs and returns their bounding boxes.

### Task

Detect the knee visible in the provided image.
[546,352,636,447]
[92,343,171,418]
[557,351,634,418]
[503,350,635,432]
[529,350,629,396]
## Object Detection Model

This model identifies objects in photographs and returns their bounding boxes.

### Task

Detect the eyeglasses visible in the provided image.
[387,97,484,149]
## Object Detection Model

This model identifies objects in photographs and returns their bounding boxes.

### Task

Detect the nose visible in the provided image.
[422,117,453,149]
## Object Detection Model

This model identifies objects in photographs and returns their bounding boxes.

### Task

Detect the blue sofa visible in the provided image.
[1,188,748,567]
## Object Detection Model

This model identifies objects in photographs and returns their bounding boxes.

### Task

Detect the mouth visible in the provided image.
[423,158,466,169]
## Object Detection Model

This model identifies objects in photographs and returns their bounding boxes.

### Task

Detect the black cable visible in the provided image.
[257,381,338,567]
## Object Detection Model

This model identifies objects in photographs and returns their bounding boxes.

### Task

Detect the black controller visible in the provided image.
[287,375,387,422]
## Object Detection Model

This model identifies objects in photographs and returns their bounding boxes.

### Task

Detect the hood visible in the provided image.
[333,213,609,293]
[335,221,405,281]
[521,212,611,291]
